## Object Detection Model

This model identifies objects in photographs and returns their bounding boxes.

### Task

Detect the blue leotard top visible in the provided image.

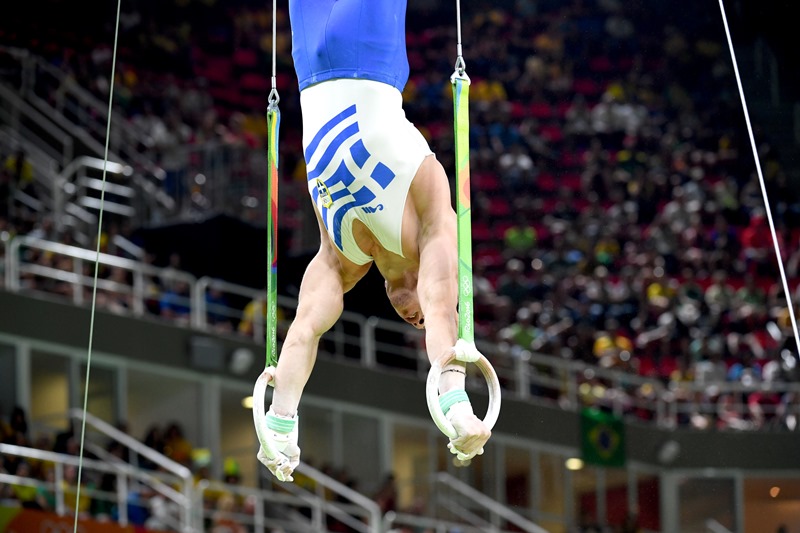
[289,0,410,92]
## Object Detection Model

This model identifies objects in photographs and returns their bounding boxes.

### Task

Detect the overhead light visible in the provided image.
[770,486,780,498]
[242,396,254,409]
[658,440,681,465]
[565,458,584,471]
[229,347,255,375]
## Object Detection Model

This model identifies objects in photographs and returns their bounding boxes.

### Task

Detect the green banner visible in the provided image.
[581,408,625,467]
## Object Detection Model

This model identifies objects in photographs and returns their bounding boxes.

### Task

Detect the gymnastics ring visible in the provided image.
[426,341,502,439]
[252,366,281,461]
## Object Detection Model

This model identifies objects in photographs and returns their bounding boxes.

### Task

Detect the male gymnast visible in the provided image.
[258,0,492,482]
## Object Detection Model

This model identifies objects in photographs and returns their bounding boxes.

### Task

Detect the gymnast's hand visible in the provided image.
[445,402,491,466]
[257,408,301,482]
[254,367,301,482]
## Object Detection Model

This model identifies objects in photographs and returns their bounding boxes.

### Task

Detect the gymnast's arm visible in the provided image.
[270,212,348,417]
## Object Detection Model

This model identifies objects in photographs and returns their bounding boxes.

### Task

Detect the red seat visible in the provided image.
[589,56,613,73]
[573,78,601,96]
[233,48,259,68]
[209,87,240,105]
[508,102,525,119]
[240,73,271,92]
[489,198,511,218]
[472,221,492,242]
[537,173,557,192]
[636,355,657,377]
[239,94,266,110]
[561,173,582,191]
[493,221,514,239]
[559,151,581,169]
[200,57,233,83]
[540,124,563,143]
[474,172,501,192]
[530,102,553,120]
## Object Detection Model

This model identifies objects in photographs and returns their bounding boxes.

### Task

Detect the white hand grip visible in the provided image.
[426,345,502,439]
[252,366,280,460]
[454,338,481,363]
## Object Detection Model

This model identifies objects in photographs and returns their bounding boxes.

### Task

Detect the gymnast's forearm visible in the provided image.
[271,329,320,417]
[271,249,345,416]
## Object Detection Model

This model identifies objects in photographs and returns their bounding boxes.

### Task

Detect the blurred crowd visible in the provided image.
[1,0,800,438]
[0,405,260,531]
[1,406,428,533]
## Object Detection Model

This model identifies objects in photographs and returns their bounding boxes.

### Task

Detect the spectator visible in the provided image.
[496,258,530,307]
[62,464,92,518]
[739,210,774,275]
[704,270,735,318]
[210,494,246,533]
[3,148,34,198]
[734,273,767,315]
[503,213,537,260]
[373,473,398,514]
[155,109,193,207]
[0,167,10,219]
[8,461,40,509]
[499,307,541,358]
[205,287,233,331]
[163,423,193,467]
[238,297,266,337]
[141,426,165,470]
[8,406,28,439]
[159,280,192,322]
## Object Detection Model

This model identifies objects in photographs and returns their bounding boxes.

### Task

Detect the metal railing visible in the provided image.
[428,473,548,533]
[2,435,542,533]
[66,409,195,531]
[5,235,800,432]
[0,82,74,168]
[1,46,176,222]
[0,442,191,531]
[6,235,196,319]
[0,47,283,225]
[264,462,383,533]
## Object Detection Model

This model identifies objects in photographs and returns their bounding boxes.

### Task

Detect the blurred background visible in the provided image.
[1,0,799,532]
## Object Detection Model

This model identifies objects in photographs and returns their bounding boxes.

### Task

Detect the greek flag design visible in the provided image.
[306,104,397,251]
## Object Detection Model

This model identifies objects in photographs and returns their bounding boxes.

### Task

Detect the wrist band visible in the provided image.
[266,412,296,434]
[439,389,470,415]
[442,368,466,375]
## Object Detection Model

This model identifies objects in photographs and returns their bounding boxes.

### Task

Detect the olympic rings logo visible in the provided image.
[460,274,472,296]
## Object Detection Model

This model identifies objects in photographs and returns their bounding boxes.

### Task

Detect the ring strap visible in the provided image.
[439,389,470,415]
[267,412,296,434]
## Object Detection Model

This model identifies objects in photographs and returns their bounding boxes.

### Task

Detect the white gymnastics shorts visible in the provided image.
[301,78,433,265]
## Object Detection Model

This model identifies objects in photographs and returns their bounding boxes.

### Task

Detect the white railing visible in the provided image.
[2,437,545,533]
[195,479,318,533]
[1,46,175,220]
[66,409,195,531]
[706,518,735,533]
[0,442,192,531]
[0,82,74,168]
[428,473,548,533]
[6,235,196,319]
[1,47,281,223]
[5,235,800,431]
[265,462,383,533]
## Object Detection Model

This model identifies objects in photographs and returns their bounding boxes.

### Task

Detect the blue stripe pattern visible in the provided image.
[307,122,360,180]
[304,104,357,162]
[306,103,399,253]
[349,139,370,168]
